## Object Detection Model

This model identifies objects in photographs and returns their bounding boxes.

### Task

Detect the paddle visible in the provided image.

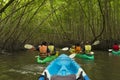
[69,53,76,58]
[108,49,112,52]
[68,40,100,59]
[24,44,34,49]
[24,44,69,50]
[61,47,69,51]
[92,40,100,46]
[108,49,112,56]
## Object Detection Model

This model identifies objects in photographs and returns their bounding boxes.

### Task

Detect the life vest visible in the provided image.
[75,46,82,53]
[69,48,75,54]
[48,45,54,53]
[85,45,91,51]
[39,45,47,58]
[112,45,119,51]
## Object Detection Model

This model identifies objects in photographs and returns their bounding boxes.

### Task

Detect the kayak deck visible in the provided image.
[112,50,120,55]
[37,54,58,64]
[75,53,94,60]
[38,54,90,80]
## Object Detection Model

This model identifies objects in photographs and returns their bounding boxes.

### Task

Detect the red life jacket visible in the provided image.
[112,45,119,51]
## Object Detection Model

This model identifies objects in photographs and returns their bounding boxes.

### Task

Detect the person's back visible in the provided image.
[112,43,119,51]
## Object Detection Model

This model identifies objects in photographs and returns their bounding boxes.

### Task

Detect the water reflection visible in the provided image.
[0,51,120,80]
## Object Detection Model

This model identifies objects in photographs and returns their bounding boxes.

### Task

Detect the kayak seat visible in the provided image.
[51,74,76,80]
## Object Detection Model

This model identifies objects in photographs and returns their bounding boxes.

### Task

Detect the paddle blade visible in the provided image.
[35,55,39,58]
[92,40,100,45]
[61,47,69,51]
[90,51,94,54]
[108,49,112,52]
[24,44,33,49]
[69,53,76,58]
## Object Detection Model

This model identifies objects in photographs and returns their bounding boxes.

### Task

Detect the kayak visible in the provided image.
[37,53,58,64]
[111,50,120,55]
[75,53,94,60]
[38,54,90,80]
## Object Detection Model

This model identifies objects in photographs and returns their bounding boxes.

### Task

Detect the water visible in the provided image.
[0,51,120,80]
[0,51,46,80]
[76,51,120,80]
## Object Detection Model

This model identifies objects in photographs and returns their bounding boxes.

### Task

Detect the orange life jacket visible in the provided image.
[75,46,82,53]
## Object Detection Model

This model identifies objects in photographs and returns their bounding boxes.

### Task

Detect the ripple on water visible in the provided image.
[9,64,46,75]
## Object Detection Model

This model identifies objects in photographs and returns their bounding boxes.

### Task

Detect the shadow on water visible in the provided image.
[0,50,120,80]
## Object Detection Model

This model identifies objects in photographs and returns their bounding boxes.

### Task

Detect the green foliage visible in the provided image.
[0,0,120,51]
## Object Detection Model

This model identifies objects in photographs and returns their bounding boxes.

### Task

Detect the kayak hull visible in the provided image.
[75,53,94,60]
[38,54,90,80]
[37,55,58,64]
[112,50,120,55]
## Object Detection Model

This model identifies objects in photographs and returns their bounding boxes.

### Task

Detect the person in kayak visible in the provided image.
[48,42,56,55]
[75,43,82,53]
[85,41,92,54]
[112,43,119,51]
[38,41,50,58]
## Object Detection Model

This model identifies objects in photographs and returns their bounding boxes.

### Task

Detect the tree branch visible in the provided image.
[0,0,15,13]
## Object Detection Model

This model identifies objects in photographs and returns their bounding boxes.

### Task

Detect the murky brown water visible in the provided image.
[0,51,120,80]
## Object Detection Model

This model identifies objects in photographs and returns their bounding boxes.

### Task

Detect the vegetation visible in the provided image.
[0,0,120,52]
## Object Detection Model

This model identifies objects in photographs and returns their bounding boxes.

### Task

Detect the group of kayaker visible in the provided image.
[29,40,94,59]
[69,41,93,55]
[31,41,56,59]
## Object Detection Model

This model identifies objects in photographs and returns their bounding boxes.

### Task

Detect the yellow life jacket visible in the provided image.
[85,45,91,51]
[69,48,75,54]
[48,45,54,53]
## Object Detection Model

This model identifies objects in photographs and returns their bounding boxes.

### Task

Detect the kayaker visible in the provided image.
[112,43,119,51]
[85,41,92,54]
[75,43,82,53]
[38,41,50,58]
[48,42,56,55]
